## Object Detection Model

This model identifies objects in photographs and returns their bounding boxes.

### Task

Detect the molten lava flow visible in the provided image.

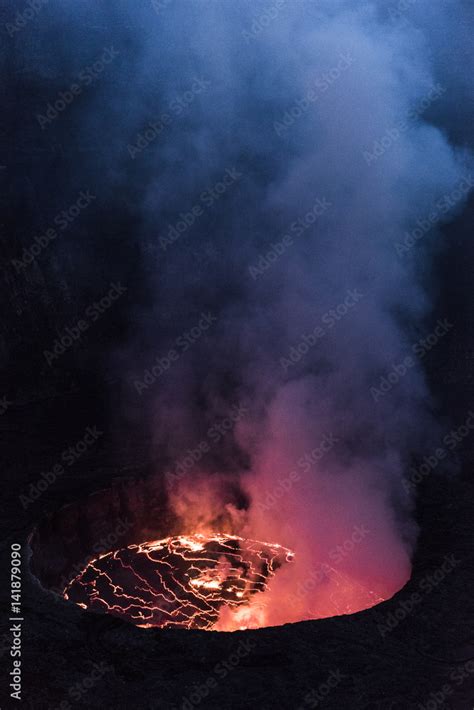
[63,534,294,630]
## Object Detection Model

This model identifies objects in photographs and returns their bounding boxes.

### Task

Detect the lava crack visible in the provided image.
[63,533,294,630]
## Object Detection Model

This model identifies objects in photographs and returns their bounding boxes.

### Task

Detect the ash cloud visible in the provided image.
[12,0,473,620]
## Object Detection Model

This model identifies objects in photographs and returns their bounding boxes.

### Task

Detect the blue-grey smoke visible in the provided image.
[10,0,473,614]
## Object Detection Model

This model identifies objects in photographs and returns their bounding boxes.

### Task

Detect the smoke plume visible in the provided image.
[14,0,473,625]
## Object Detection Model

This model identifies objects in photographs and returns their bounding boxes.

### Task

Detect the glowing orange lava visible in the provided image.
[63,534,294,630]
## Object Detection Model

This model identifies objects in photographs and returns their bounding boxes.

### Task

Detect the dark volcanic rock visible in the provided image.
[1,398,473,709]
